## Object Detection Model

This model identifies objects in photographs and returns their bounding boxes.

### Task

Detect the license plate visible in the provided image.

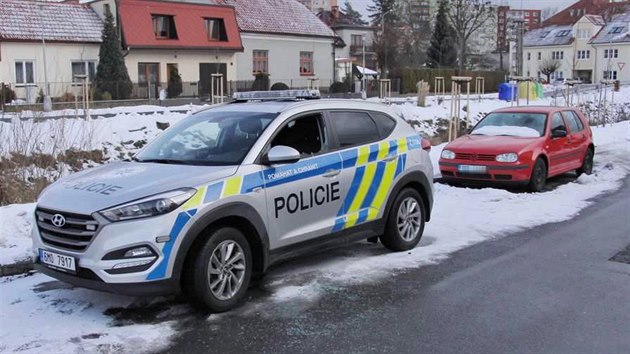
[458,165,487,173]
[39,249,76,272]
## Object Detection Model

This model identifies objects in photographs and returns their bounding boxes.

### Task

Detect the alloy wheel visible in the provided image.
[397,197,422,242]
[207,240,246,300]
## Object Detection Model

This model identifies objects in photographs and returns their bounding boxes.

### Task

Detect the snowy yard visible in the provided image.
[1,89,629,353]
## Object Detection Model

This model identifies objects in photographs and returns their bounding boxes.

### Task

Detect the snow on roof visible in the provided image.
[209,0,335,38]
[523,25,574,47]
[0,0,103,43]
[590,12,630,44]
[584,14,606,26]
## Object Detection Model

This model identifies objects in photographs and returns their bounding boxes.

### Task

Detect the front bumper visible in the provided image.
[32,208,188,294]
[35,263,179,296]
[439,160,532,183]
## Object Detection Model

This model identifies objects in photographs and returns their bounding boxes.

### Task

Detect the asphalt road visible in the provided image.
[165,177,630,354]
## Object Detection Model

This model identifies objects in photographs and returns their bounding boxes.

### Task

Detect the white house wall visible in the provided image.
[523,45,574,80]
[0,41,99,100]
[236,33,334,87]
[592,43,630,82]
[124,49,236,83]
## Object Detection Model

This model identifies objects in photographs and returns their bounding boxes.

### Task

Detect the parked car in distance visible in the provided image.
[439,106,594,192]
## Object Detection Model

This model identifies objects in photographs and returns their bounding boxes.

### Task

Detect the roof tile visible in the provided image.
[0,0,102,42]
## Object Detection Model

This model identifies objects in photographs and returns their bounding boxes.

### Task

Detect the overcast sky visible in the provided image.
[347,0,577,18]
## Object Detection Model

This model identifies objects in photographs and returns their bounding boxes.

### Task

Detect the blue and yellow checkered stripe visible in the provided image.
[146,135,422,280]
[331,139,410,232]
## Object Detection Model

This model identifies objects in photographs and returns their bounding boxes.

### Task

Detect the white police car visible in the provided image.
[33,90,434,311]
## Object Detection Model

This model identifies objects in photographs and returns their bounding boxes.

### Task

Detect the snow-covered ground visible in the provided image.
[1,89,629,353]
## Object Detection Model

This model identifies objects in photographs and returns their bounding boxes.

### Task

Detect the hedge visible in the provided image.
[396,68,508,94]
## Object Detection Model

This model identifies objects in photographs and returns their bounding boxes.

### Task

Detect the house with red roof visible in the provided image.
[87,0,244,98]
[0,0,103,101]
[88,0,336,95]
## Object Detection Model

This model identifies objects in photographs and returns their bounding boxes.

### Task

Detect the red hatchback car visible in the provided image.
[439,106,594,192]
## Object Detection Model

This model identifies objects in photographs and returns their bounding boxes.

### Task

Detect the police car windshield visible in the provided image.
[135,111,277,166]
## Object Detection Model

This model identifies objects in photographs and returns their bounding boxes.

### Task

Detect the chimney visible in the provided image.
[331,0,339,20]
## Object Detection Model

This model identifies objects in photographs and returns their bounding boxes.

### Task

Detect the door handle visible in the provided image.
[384,154,397,162]
[323,169,340,178]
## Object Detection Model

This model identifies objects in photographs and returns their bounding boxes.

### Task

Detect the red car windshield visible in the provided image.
[472,113,547,138]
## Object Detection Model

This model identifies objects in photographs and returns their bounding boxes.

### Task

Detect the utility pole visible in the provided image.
[39,4,52,111]
[515,17,524,76]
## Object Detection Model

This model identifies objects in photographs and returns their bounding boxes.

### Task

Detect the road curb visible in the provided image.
[0,260,34,277]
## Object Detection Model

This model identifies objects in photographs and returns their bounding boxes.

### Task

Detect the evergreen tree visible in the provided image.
[426,0,457,68]
[95,6,132,100]
[342,1,367,25]
[167,66,183,98]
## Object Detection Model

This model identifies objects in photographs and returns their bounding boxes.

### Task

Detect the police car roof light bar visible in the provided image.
[232,89,321,102]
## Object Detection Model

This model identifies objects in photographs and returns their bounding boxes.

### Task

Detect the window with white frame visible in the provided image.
[71,61,96,81]
[603,70,618,80]
[537,52,542,60]
[527,52,531,61]
[15,61,35,85]
[552,51,564,60]
[577,50,590,60]
[604,49,619,59]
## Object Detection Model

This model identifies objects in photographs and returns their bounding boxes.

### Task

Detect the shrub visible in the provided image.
[270,82,290,91]
[1,84,16,104]
[59,92,76,102]
[100,91,113,101]
[252,73,270,91]
[329,81,349,94]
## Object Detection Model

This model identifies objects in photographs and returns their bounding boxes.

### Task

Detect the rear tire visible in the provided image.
[527,158,547,193]
[576,148,594,177]
[187,227,252,312]
[381,188,425,251]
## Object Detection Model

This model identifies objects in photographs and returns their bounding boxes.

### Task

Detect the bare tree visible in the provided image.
[540,57,561,83]
[448,0,495,72]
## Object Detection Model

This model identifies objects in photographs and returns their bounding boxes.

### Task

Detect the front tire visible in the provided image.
[381,188,425,251]
[188,227,252,312]
[576,148,594,176]
[527,158,547,192]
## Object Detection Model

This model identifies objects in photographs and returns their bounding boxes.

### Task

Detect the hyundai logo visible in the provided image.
[51,214,66,227]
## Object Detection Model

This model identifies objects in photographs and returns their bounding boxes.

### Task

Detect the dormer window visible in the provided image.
[152,15,177,39]
[556,30,571,37]
[609,26,624,34]
[540,31,551,38]
[205,18,228,41]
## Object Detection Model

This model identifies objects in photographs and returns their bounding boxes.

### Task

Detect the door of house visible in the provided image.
[138,63,160,99]
[199,63,227,99]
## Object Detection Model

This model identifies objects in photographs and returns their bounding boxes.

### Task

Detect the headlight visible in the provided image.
[441,149,456,159]
[496,153,518,163]
[100,188,197,222]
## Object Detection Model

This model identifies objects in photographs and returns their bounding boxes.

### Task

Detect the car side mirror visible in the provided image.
[551,127,567,138]
[264,145,300,165]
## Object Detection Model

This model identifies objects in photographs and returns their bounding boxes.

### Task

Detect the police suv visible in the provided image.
[33,90,434,311]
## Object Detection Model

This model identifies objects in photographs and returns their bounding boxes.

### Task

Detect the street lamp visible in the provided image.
[362,33,367,99]
[380,9,393,79]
